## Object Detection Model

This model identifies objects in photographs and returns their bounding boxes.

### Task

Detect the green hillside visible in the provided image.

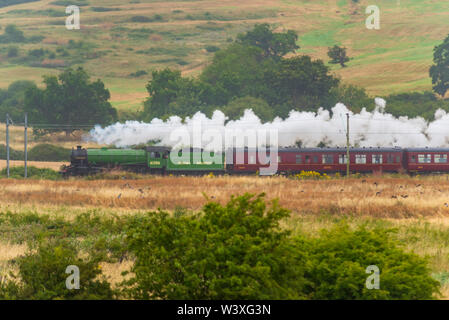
[0,0,448,112]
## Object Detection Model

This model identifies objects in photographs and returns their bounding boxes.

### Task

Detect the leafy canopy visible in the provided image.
[236,23,299,59]
[328,45,350,68]
[24,67,117,135]
[429,34,449,97]
[122,193,309,300]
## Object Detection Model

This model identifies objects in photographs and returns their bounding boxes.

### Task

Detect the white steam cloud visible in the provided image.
[89,98,449,148]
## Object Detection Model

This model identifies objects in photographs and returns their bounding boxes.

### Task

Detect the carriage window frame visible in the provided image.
[322,154,334,164]
[312,156,318,164]
[418,154,431,164]
[372,154,383,164]
[435,154,448,163]
[338,154,348,164]
[355,154,367,164]
[295,155,302,164]
[387,154,394,164]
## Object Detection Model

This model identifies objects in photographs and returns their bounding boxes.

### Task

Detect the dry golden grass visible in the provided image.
[0,242,27,275]
[1,175,449,218]
[0,160,67,170]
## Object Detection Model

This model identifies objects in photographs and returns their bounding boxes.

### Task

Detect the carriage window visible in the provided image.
[435,154,448,163]
[312,156,318,163]
[411,155,416,163]
[339,154,347,164]
[396,156,401,163]
[305,155,310,163]
[355,154,366,164]
[387,154,394,163]
[372,154,383,164]
[154,152,161,158]
[295,155,302,164]
[150,152,155,158]
[322,155,334,164]
[418,154,431,163]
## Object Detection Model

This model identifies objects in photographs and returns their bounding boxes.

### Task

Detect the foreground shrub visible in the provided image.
[122,193,310,299]
[0,241,114,300]
[0,166,60,179]
[305,223,440,299]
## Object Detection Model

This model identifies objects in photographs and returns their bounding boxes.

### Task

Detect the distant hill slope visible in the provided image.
[0,0,447,112]
[0,0,38,8]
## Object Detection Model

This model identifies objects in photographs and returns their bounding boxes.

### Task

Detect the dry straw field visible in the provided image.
[1,174,449,218]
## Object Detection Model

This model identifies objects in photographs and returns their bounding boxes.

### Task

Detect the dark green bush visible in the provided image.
[0,241,114,300]
[0,166,61,180]
[205,45,220,53]
[0,143,24,160]
[28,144,70,161]
[305,223,440,299]
[121,194,441,300]
[7,46,18,57]
[121,193,309,300]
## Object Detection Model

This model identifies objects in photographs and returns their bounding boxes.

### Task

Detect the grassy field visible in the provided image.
[1,174,449,215]
[0,0,448,112]
[1,174,449,297]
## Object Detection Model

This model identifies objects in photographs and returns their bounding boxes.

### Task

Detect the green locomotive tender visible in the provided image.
[62,146,226,176]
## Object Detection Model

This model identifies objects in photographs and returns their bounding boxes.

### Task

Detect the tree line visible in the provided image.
[1,24,449,137]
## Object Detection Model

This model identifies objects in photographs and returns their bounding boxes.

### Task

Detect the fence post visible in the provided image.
[24,113,28,178]
[6,113,9,178]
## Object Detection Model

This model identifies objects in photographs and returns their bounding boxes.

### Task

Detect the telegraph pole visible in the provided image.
[24,113,28,178]
[346,113,350,177]
[6,113,9,178]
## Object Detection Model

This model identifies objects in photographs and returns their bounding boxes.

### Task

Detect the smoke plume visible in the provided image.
[89,99,449,148]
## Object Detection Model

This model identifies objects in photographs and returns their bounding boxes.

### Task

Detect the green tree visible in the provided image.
[0,80,37,122]
[328,45,350,68]
[429,34,449,97]
[24,67,117,135]
[0,241,114,300]
[0,24,25,43]
[266,55,340,111]
[384,91,449,121]
[327,84,373,112]
[306,223,440,299]
[7,46,18,57]
[222,96,274,122]
[143,68,216,121]
[121,193,309,300]
[201,43,274,105]
[237,23,299,59]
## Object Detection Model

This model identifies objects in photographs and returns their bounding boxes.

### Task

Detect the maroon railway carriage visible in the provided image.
[228,147,405,175]
[228,148,278,174]
[404,148,449,173]
[276,147,404,174]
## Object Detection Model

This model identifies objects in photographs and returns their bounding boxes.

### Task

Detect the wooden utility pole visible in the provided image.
[6,113,9,178]
[346,113,350,177]
[24,113,28,178]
